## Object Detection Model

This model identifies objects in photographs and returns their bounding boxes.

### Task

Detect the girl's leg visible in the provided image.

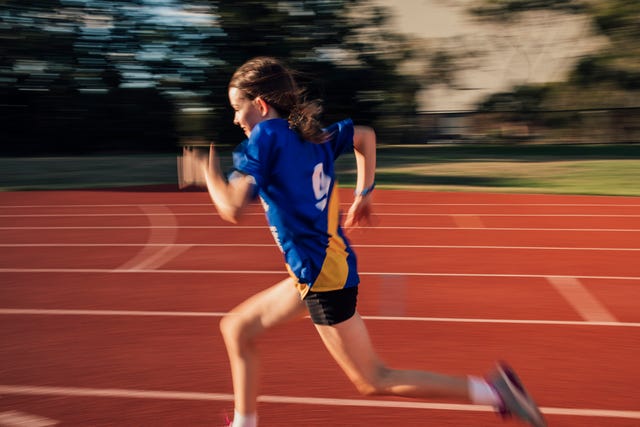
[219,277,307,417]
[313,312,469,399]
[314,312,548,427]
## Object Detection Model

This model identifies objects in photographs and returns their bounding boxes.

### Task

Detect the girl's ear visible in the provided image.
[254,97,270,117]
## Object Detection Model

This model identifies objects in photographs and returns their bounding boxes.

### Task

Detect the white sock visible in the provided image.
[468,376,501,406]
[231,410,257,427]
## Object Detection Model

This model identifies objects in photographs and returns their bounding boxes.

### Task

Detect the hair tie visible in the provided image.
[288,106,304,131]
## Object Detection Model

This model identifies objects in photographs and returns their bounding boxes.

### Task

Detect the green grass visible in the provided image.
[2,143,640,196]
[335,143,640,196]
[0,155,179,191]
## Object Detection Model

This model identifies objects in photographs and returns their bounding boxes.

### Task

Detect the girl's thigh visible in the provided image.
[228,276,308,334]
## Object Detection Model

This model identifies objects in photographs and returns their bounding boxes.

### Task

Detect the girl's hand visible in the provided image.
[344,194,375,231]
[178,146,209,188]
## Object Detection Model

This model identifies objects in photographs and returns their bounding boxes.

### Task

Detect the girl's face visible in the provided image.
[228,87,265,137]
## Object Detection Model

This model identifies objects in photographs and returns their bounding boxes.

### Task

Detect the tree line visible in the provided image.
[2,0,638,154]
[0,0,421,154]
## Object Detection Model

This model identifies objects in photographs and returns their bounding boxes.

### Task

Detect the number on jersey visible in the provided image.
[312,163,331,211]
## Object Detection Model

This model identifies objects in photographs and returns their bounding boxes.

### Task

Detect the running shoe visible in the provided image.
[487,362,547,427]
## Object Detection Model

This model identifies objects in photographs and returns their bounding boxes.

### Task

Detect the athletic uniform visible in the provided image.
[232,118,359,324]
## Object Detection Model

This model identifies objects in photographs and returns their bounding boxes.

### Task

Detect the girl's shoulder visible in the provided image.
[248,119,293,148]
[253,118,289,135]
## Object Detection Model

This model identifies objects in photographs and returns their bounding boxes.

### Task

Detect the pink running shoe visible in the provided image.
[221,411,232,427]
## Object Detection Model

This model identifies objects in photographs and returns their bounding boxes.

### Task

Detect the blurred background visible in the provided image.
[1,0,639,155]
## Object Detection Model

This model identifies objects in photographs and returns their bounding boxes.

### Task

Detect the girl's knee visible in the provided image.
[219,314,245,343]
[353,364,392,396]
[219,313,258,349]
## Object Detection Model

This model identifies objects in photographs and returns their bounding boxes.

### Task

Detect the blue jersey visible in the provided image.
[232,118,359,296]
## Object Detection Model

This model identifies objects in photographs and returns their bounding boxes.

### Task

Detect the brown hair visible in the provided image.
[229,57,327,143]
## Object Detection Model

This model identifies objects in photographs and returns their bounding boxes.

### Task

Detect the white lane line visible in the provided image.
[0,213,260,217]
[445,213,640,217]
[1,308,637,327]
[0,243,270,248]
[0,384,638,420]
[1,268,640,282]
[548,277,618,322]
[0,411,59,427]
[118,205,191,271]
[4,213,640,217]
[2,243,640,252]
[357,202,640,207]
[0,309,226,317]
[3,226,640,232]
[3,202,640,208]
[0,226,265,230]
[356,244,640,251]
[0,204,223,209]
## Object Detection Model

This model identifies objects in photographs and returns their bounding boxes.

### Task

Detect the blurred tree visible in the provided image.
[204,0,424,146]
[470,0,587,18]
[470,0,640,111]
[0,0,425,154]
[570,0,640,91]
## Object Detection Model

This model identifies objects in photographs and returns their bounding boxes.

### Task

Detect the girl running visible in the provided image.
[181,56,546,427]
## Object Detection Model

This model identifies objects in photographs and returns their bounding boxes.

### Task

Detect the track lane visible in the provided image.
[0,315,637,412]
[2,243,639,277]
[1,188,639,426]
[3,273,639,323]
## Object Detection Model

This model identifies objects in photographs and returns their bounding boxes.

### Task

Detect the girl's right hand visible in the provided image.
[178,146,209,188]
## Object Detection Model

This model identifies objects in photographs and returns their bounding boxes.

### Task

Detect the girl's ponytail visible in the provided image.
[288,99,326,144]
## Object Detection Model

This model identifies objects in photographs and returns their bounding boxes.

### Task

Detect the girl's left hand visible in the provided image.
[344,195,375,231]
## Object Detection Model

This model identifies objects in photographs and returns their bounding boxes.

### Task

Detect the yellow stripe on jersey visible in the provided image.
[309,184,349,292]
[287,263,311,299]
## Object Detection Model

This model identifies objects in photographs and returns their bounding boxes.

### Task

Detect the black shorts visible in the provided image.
[303,286,358,326]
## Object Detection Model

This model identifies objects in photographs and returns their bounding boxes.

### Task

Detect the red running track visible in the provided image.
[1,187,639,426]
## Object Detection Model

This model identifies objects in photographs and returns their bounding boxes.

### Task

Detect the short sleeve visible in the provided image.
[232,123,275,197]
[229,142,259,199]
[324,118,354,160]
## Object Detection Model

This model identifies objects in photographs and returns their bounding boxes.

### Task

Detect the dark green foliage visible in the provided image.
[0,0,422,154]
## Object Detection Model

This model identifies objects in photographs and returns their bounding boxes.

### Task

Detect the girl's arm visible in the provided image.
[344,125,376,229]
[182,145,254,224]
[203,144,254,224]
